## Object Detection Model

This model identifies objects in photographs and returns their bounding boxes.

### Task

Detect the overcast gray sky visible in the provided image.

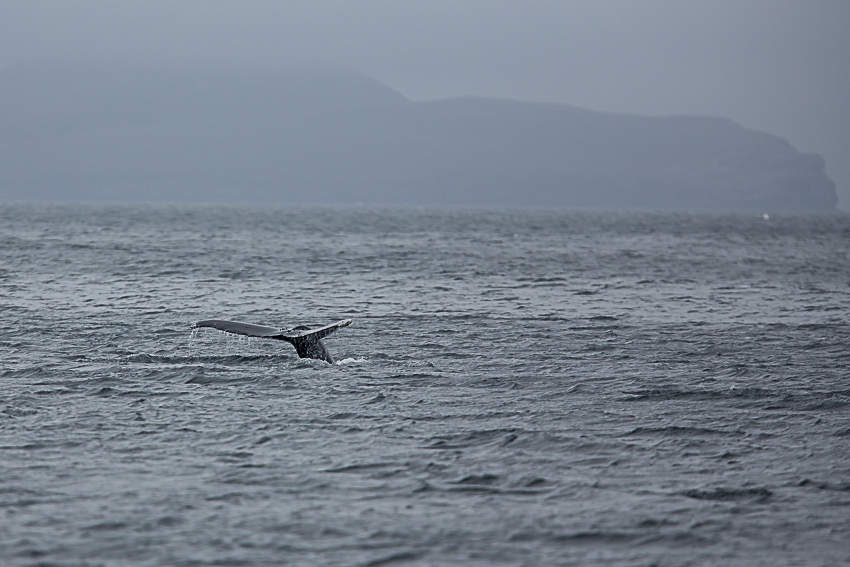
[2,0,848,208]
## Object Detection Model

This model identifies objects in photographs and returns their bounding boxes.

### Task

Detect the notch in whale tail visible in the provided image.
[192,319,352,363]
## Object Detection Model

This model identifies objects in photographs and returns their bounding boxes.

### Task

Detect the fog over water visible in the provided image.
[1,1,848,208]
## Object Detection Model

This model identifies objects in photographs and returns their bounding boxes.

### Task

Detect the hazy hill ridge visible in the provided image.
[0,64,837,211]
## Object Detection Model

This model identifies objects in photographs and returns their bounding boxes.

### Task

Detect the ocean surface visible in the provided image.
[1,204,849,566]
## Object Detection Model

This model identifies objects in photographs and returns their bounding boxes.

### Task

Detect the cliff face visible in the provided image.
[0,64,837,211]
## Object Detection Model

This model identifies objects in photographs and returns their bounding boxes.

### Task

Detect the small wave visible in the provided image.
[1,366,51,378]
[619,387,850,411]
[680,486,772,502]
[620,387,776,402]
[388,372,439,380]
[453,473,499,486]
[424,429,521,449]
[323,462,397,473]
[123,353,289,365]
[185,374,251,385]
[336,357,367,366]
[624,426,744,437]
[797,479,850,491]
[359,551,421,567]
[509,530,637,544]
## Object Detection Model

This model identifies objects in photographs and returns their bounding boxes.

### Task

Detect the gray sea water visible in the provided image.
[1,204,849,566]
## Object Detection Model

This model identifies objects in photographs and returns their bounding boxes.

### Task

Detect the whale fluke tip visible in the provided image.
[191,318,352,363]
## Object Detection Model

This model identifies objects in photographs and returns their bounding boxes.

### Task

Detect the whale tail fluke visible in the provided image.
[192,319,352,363]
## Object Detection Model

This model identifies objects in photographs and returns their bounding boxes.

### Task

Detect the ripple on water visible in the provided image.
[0,205,849,566]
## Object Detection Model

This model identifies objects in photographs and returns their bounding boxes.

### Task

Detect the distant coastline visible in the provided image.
[0,63,838,212]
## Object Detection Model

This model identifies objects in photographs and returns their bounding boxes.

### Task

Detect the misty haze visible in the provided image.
[2,3,849,567]
[0,63,839,211]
